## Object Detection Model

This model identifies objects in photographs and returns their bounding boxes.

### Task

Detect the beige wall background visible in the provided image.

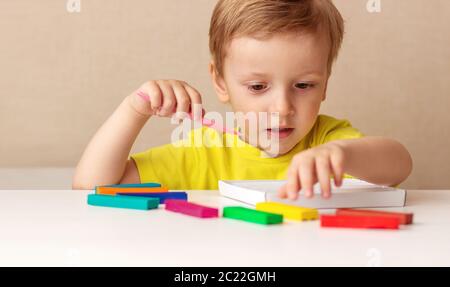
[0,0,449,189]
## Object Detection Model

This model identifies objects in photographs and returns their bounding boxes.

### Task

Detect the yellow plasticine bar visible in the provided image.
[96,186,169,195]
[256,202,319,221]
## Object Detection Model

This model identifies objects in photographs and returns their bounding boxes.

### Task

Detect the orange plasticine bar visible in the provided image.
[96,186,168,195]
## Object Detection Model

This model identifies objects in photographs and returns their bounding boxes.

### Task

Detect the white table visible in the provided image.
[0,189,449,266]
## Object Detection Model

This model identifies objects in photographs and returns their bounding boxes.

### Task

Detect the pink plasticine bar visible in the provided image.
[165,199,219,218]
[137,90,151,102]
[191,115,239,135]
[137,90,240,136]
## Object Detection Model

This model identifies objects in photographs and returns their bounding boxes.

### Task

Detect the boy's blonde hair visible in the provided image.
[209,0,344,78]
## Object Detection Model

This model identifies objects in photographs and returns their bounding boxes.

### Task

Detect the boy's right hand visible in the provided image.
[128,80,203,119]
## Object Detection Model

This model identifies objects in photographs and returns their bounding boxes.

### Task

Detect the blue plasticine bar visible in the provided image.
[117,192,188,203]
[87,194,160,210]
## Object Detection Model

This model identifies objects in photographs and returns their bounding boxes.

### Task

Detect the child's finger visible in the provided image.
[172,82,191,120]
[136,90,150,102]
[183,84,203,120]
[286,164,301,200]
[143,81,163,111]
[330,152,344,187]
[299,158,315,198]
[277,184,288,199]
[131,90,154,116]
[183,83,203,105]
[315,156,332,198]
[156,80,177,116]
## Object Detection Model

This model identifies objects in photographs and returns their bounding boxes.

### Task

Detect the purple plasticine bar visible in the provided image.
[165,199,219,218]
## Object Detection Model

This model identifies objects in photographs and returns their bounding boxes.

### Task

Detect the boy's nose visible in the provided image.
[271,95,295,117]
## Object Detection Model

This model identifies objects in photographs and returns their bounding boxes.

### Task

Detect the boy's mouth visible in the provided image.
[266,127,294,139]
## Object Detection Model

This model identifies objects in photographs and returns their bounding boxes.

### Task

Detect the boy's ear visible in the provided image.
[209,61,230,103]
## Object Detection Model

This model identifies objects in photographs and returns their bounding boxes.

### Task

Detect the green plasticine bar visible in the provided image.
[223,206,283,225]
[87,194,159,210]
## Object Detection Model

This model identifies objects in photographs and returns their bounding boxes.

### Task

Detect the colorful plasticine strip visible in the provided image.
[256,202,318,221]
[117,192,188,204]
[336,208,413,225]
[320,214,400,230]
[165,199,218,218]
[223,206,283,225]
[101,182,162,188]
[87,194,160,210]
[95,186,168,195]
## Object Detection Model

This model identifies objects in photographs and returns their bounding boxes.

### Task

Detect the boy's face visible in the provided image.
[210,31,330,156]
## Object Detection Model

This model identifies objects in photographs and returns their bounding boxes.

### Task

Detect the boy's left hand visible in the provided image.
[278,141,347,200]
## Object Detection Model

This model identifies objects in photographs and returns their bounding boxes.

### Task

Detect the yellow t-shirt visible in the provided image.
[131,114,364,190]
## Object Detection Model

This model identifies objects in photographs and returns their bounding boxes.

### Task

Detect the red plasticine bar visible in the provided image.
[320,214,400,230]
[165,199,218,218]
[336,208,413,225]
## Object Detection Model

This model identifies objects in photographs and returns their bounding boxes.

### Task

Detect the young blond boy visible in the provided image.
[73,0,412,200]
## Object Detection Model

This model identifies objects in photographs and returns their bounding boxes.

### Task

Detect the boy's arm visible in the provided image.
[72,80,203,190]
[338,136,413,187]
[278,136,413,199]
[72,95,150,189]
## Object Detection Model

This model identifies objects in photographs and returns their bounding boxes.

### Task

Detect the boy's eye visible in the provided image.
[247,82,314,93]
[248,84,267,92]
[295,83,314,89]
